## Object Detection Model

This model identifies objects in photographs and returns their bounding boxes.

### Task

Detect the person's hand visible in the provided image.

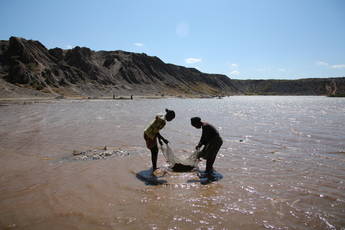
[163,139,169,144]
[195,145,201,150]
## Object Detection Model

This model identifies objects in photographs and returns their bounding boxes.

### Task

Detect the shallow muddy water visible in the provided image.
[0,96,345,229]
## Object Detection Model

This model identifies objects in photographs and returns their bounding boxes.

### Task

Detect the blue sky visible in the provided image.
[1,0,345,79]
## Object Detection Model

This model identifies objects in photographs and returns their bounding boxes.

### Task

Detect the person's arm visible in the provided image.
[196,126,207,149]
[157,132,169,144]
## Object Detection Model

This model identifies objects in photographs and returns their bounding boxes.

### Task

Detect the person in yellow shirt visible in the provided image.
[144,109,175,172]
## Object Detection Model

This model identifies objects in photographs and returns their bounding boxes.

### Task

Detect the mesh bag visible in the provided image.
[160,144,199,172]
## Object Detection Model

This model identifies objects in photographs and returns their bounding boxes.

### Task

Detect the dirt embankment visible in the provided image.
[1,37,344,99]
[0,37,239,99]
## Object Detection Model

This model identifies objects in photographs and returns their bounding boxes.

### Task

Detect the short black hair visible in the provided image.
[165,109,175,119]
[191,117,201,125]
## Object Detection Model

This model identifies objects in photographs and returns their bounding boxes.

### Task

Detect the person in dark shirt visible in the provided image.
[191,117,223,176]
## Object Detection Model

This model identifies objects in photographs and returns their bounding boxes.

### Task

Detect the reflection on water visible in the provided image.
[0,96,345,229]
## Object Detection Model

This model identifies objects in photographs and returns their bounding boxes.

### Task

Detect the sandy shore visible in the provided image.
[0,94,218,105]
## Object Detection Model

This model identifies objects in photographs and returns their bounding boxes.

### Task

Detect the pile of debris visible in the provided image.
[72,147,130,161]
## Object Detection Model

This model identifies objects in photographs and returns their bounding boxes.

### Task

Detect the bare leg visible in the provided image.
[151,145,158,171]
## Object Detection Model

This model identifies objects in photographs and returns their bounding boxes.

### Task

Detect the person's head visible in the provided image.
[191,117,202,129]
[165,109,175,121]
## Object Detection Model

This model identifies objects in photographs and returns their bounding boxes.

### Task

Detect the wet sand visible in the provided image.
[0,96,345,229]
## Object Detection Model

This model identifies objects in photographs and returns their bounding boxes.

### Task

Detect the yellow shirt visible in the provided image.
[144,114,166,139]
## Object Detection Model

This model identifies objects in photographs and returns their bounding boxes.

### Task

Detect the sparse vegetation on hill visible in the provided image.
[0,37,239,98]
[0,37,344,99]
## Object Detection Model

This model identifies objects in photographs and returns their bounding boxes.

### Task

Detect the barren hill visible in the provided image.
[1,37,344,99]
[0,37,239,98]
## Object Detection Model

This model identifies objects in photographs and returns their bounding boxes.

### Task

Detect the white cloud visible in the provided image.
[66,45,73,49]
[176,22,190,37]
[133,42,144,47]
[185,58,202,64]
[230,63,239,68]
[316,61,345,69]
[230,70,240,75]
[316,61,329,66]
[331,64,345,69]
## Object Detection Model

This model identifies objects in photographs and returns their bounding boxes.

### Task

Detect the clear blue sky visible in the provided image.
[1,0,345,79]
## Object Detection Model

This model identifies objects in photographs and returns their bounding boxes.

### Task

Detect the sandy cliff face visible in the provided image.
[0,37,239,98]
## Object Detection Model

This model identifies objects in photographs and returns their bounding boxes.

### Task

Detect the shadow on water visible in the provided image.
[187,171,223,185]
[135,168,223,186]
[135,168,168,186]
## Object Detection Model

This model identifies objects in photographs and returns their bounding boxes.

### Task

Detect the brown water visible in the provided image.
[0,96,345,230]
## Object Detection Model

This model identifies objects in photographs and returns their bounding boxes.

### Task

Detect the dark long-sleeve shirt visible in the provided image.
[198,122,220,146]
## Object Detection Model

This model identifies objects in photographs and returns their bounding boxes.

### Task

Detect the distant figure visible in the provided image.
[191,117,223,176]
[144,109,175,172]
[130,95,133,100]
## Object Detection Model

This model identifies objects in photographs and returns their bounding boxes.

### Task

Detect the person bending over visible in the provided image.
[144,109,175,172]
[191,117,223,176]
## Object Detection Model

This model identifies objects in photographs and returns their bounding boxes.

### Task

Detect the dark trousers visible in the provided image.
[198,136,223,173]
